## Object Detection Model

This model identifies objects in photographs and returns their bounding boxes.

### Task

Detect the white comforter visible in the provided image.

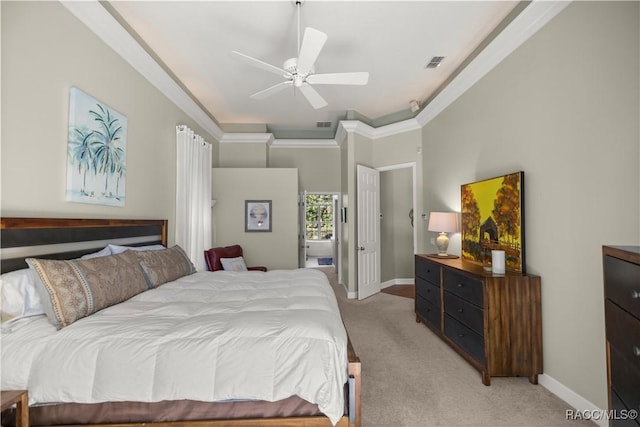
[1,269,348,425]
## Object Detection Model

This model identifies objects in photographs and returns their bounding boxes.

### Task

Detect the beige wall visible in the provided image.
[372,129,422,168]
[211,168,299,270]
[218,143,267,168]
[269,146,341,192]
[422,1,639,409]
[1,1,219,245]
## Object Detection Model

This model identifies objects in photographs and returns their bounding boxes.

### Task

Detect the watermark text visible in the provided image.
[566,409,638,421]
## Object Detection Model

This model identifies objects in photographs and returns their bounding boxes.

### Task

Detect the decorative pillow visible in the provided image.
[135,245,196,288]
[0,269,45,323]
[220,256,248,272]
[108,244,165,255]
[80,246,112,260]
[26,251,149,329]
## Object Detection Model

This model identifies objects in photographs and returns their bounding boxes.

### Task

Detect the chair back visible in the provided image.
[204,245,244,271]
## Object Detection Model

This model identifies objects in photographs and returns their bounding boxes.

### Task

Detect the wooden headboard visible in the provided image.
[0,218,167,273]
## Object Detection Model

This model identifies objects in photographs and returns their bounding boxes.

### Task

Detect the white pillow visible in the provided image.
[108,244,165,255]
[80,246,112,259]
[220,256,248,272]
[0,269,45,323]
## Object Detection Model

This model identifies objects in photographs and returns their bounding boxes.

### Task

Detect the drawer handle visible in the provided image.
[457,333,465,338]
[632,290,640,299]
[457,308,464,313]
[457,283,464,288]
[634,346,640,357]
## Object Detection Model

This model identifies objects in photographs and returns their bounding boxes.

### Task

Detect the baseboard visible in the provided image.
[381,278,414,289]
[538,374,607,427]
[343,282,358,299]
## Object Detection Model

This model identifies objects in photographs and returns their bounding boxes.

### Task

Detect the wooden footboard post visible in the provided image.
[347,338,361,427]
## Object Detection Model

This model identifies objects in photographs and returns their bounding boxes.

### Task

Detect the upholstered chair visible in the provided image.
[204,245,267,272]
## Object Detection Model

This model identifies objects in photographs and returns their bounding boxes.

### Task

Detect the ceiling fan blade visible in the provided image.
[250,81,293,100]
[306,72,369,86]
[298,83,328,109]
[232,50,289,77]
[297,27,328,76]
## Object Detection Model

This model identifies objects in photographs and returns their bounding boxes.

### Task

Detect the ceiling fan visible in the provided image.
[231,0,369,110]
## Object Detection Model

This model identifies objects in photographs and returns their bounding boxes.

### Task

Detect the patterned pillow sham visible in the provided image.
[135,245,196,288]
[26,251,149,329]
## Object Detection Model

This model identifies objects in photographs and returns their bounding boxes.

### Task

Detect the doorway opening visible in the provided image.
[301,193,340,270]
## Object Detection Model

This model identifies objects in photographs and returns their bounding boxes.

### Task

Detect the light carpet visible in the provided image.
[314,267,595,427]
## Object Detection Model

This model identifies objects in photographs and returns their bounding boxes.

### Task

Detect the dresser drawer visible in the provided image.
[444,314,485,364]
[416,295,440,329]
[608,294,640,417]
[611,390,640,427]
[416,278,440,306]
[605,255,640,320]
[606,300,640,373]
[444,291,484,336]
[416,256,441,285]
[443,269,483,307]
[611,391,640,427]
[610,344,640,420]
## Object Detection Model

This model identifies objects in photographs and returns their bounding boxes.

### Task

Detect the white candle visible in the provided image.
[491,250,505,274]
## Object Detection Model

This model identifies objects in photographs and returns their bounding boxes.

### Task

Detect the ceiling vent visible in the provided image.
[316,121,332,128]
[426,56,445,69]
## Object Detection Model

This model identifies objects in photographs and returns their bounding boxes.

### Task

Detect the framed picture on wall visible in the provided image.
[460,171,525,273]
[245,200,272,232]
[66,87,127,207]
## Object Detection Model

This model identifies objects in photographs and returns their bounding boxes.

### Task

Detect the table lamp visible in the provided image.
[428,212,459,257]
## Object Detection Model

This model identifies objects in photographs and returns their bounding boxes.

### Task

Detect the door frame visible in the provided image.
[300,191,342,281]
[376,162,418,255]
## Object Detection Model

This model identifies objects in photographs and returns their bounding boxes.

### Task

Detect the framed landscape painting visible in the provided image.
[460,171,525,273]
[66,87,127,207]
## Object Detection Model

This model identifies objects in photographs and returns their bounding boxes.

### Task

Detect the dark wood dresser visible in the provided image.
[603,246,640,426]
[415,254,542,385]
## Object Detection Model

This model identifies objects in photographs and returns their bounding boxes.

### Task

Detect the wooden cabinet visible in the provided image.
[603,246,640,427]
[415,254,542,385]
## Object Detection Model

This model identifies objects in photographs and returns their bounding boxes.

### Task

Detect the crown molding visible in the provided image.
[416,0,571,128]
[219,133,274,145]
[271,139,339,148]
[337,118,421,140]
[61,1,225,142]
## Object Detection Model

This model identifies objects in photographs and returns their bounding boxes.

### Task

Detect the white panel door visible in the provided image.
[357,165,381,300]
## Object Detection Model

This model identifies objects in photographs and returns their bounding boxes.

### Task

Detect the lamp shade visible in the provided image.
[427,212,459,233]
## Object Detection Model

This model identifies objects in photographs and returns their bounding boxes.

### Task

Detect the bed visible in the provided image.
[0,217,361,427]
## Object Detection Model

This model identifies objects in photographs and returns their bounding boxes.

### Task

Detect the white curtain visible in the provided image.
[176,125,212,271]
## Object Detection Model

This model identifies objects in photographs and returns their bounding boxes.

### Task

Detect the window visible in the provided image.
[306,194,334,240]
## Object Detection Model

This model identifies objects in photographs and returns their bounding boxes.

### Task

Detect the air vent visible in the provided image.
[426,56,445,69]
[316,121,332,128]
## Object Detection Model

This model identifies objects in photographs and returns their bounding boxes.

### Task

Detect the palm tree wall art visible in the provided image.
[66,87,127,207]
